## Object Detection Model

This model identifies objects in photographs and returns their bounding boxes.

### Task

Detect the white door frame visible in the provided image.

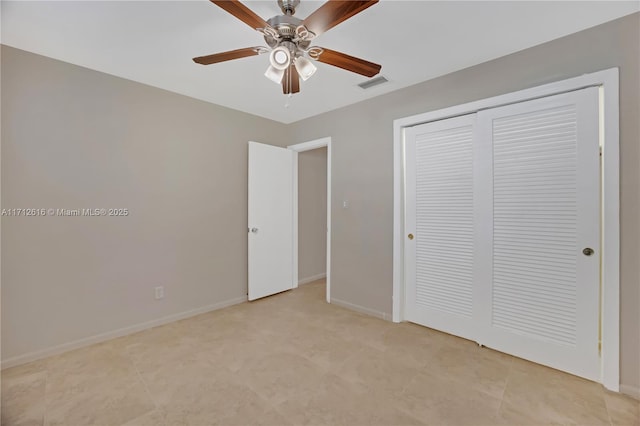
[393,68,620,391]
[288,137,332,303]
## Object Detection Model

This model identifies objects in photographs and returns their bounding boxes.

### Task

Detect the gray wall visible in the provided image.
[298,147,327,282]
[287,13,640,391]
[0,45,288,361]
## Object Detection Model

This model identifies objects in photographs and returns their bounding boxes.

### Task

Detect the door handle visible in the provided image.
[408,234,414,240]
[250,227,259,233]
[582,247,594,256]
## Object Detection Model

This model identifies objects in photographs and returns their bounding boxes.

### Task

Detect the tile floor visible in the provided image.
[2,280,638,426]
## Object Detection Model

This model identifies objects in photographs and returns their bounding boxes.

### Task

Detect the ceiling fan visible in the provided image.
[193,0,382,95]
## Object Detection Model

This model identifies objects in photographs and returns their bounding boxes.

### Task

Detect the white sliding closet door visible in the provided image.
[476,87,601,380]
[404,87,601,381]
[404,114,477,341]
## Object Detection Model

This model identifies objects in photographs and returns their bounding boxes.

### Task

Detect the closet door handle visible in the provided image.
[582,247,594,256]
[408,234,414,240]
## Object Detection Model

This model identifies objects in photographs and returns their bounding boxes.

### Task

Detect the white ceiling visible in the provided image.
[2,1,638,124]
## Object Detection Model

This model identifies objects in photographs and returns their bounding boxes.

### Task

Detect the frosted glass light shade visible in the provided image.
[269,47,291,70]
[294,56,317,81]
[264,65,285,84]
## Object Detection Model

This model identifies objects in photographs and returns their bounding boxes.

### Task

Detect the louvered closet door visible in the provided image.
[405,114,478,341]
[475,87,600,381]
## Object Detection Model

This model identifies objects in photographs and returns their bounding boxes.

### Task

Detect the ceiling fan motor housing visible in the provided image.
[264,15,311,49]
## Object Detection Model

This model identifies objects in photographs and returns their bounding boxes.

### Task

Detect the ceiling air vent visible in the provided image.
[358,75,388,89]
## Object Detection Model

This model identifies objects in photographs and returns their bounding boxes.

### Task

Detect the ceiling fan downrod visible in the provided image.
[278,0,300,16]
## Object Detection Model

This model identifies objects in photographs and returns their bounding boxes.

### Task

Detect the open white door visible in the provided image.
[248,141,294,301]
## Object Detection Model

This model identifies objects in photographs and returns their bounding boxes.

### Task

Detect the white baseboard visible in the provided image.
[1,296,247,370]
[330,298,392,321]
[620,384,640,400]
[298,273,326,285]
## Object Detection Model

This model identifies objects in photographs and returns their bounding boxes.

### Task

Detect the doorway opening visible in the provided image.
[289,138,332,303]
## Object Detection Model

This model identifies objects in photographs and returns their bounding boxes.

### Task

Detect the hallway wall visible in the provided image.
[298,147,327,283]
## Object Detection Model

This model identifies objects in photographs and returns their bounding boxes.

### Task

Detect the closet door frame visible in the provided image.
[392,68,619,391]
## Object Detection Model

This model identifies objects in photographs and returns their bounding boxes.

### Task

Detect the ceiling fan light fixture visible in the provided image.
[269,46,291,70]
[196,0,383,95]
[264,65,285,84]
[294,56,317,81]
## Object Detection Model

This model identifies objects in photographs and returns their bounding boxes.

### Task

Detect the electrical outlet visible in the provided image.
[155,286,164,300]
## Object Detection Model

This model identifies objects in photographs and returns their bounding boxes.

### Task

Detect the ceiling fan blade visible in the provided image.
[315,48,381,77]
[193,47,263,65]
[282,66,300,94]
[302,0,378,37]
[210,0,270,31]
